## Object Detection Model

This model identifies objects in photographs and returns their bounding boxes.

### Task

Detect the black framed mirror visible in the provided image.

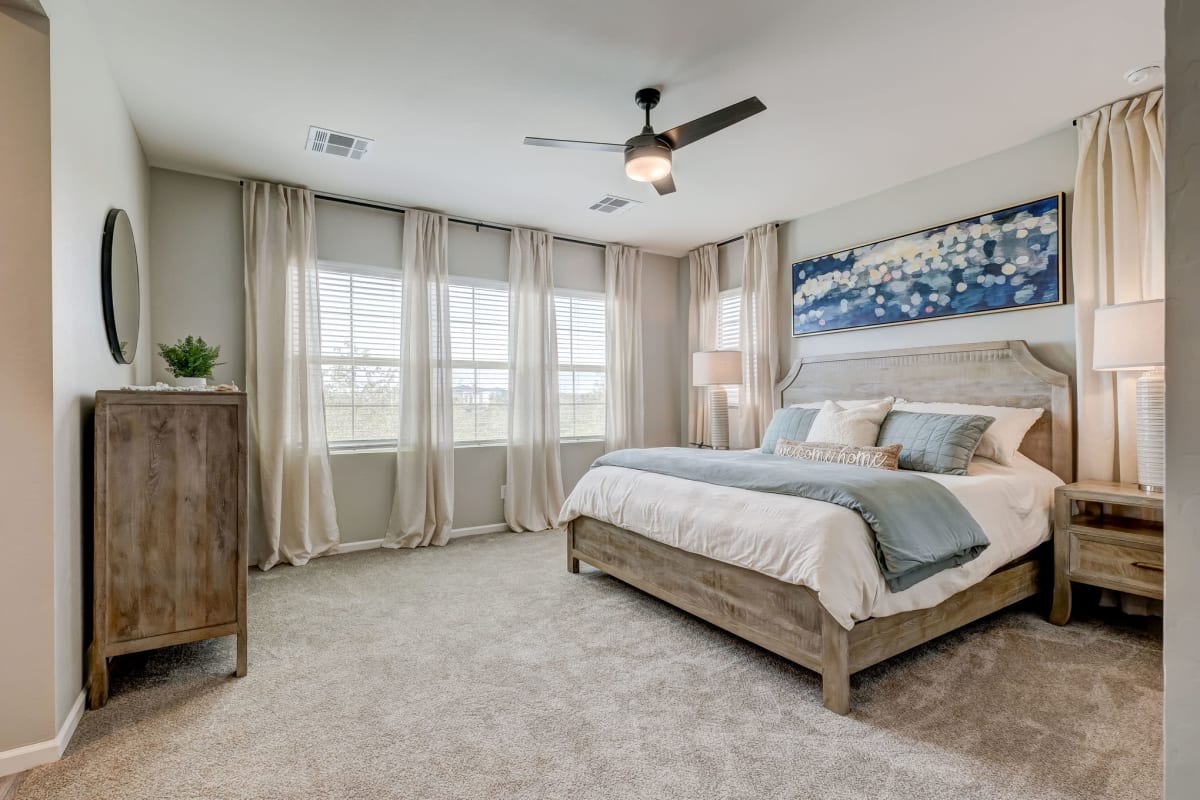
[101,208,141,364]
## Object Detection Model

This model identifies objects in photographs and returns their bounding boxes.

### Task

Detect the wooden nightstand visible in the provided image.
[1050,481,1163,625]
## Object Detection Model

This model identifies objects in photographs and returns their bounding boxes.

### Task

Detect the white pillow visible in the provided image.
[893,400,1043,465]
[790,397,897,410]
[805,397,894,447]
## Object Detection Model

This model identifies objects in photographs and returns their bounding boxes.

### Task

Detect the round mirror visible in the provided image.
[101,208,141,364]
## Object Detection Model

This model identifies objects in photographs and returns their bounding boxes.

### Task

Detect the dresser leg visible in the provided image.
[1050,493,1072,625]
[89,646,109,710]
[235,629,247,678]
[1050,580,1072,625]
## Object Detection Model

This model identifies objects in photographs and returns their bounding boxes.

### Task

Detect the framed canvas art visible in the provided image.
[791,194,1064,337]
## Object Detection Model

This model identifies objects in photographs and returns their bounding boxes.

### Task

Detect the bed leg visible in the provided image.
[566,524,580,574]
[820,611,851,715]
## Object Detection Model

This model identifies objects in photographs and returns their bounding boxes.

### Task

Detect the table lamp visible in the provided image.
[692,350,743,450]
[1093,299,1165,492]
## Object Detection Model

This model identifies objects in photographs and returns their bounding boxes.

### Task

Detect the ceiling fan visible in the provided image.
[523,88,766,196]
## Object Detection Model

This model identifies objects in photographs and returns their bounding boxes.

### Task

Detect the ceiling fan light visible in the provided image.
[624,143,672,182]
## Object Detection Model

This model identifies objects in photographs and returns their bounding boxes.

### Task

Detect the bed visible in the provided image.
[562,340,1072,714]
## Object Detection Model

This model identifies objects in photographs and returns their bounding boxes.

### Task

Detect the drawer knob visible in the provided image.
[1132,561,1164,572]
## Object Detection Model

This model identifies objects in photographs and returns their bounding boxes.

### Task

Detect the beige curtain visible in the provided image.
[736,223,780,449]
[385,210,454,548]
[505,229,564,531]
[604,244,644,450]
[1073,90,1165,483]
[687,244,718,446]
[243,181,340,569]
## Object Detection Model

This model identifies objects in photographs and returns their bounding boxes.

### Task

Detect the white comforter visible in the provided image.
[559,453,1062,630]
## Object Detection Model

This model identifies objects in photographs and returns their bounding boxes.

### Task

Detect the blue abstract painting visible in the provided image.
[792,195,1063,336]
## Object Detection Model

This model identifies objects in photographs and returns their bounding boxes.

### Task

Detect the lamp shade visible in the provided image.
[1093,299,1165,371]
[692,350,743,387]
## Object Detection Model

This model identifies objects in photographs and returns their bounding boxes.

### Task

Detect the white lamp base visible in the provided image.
[709,387,730,450]
[1136,368,1165,493]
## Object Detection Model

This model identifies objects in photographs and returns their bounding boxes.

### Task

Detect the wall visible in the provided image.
[0,3,56,756]
[1164,0,1200,794]
[148,170,684,545]
[46,0,152,736]
[777,127,1077,377]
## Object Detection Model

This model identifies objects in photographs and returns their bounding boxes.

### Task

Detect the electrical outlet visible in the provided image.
[500,484,507,499]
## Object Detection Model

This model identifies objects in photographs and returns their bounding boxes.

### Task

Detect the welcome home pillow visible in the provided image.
[775,438,902,471]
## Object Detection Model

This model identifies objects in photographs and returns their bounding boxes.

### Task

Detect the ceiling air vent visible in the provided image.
[588,195,641,215]
[306,126,372,161]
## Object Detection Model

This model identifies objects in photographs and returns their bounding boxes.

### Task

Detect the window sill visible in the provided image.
[329,438,605,455]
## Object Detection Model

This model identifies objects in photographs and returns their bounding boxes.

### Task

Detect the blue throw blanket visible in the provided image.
[592,448,989,592]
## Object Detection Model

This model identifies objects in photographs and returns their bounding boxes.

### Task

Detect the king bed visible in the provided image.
[561,340,1072,714]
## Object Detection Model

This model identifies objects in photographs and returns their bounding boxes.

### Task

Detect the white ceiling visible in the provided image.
[86,0,1162,256]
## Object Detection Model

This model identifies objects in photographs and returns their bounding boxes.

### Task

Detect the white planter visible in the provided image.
[175,376,207,389]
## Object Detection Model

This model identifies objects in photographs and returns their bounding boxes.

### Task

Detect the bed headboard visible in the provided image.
[776,340,1073,482]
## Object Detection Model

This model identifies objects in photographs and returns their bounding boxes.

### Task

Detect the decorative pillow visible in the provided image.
[775,438,902,471]
[805,397,894,447]
[893,401,1042,465]
[876,411,995,475]
[760,407,820,453]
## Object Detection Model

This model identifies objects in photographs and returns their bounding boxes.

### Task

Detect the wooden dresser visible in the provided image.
[91,390,248,708]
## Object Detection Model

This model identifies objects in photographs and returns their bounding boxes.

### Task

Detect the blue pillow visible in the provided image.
[761,408,820,454]
[875,411,995,475]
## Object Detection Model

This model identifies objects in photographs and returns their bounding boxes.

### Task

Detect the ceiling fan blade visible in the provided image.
[659,97,766,150]
[653,174,676,196]
[523,137,625,153]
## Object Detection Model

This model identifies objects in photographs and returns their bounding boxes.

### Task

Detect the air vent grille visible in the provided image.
[588,195,641,215]
[306,126,372,161]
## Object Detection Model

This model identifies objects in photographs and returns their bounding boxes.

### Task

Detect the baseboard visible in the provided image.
[0,689,85,777]
[334,523,511,553]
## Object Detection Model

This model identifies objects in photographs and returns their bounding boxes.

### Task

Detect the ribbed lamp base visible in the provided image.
[1136,368,1165,493]
[709,387,730,450]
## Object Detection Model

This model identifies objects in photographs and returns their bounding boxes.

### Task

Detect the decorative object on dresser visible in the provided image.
[1050,481,1163,625]
[791,194,1064,336]
[91,389,248,709]
[157,335,224,389]
[691,350,742,450]
[1092,299,1166,492]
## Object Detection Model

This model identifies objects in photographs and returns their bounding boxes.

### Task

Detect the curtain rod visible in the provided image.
[715,222,781,248]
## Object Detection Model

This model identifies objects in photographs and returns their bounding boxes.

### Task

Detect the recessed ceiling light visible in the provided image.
[1124,65,1162,86]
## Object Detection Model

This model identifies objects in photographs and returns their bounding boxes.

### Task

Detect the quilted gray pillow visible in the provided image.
[761,407,820,454]
[875,411,995,475]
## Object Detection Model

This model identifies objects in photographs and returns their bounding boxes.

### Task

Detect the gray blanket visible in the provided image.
[592,448,989,592]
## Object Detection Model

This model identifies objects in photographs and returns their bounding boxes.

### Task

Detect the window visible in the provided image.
[717,288,741,404]
[556,291,606,440]
[317,262,403,447]
[450,280,510,445]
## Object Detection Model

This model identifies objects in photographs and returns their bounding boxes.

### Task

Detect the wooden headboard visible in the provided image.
[776,341,1073,482]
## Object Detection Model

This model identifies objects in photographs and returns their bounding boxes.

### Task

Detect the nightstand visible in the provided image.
[1050,481,1163,625]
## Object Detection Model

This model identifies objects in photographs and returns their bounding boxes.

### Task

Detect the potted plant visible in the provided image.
[158,336,223,388]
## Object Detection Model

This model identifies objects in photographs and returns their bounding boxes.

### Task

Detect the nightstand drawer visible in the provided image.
[1067,532,1164,598]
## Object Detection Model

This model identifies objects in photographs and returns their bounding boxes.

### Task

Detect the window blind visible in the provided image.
[556,292,606,440]
[717,288,742,405]
[449,280,510,445]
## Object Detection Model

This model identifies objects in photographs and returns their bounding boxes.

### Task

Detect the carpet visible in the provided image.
[17,530,1162,800]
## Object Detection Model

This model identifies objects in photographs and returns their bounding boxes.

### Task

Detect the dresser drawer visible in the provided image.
[1067,531,1163,598]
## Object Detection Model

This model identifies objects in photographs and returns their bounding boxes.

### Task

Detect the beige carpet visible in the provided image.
[18,530,1162,800]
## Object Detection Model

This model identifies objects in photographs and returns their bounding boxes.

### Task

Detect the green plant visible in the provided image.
[157,335,223,379]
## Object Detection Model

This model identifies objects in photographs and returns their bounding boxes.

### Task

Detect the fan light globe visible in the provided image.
[624,145,672,182]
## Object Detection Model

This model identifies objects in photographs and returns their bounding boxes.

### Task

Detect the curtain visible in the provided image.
[1073,90,1165,483]
[243,181,340,570]
[604,244,644,451]
[736,223,780,450]
[505,229,564,531]
[385,210,455,548]
[687,244,719,447]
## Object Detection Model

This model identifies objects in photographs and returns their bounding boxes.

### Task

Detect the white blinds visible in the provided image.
[717,288,741,405]
[556,292,606,440]
[449,280,510,445]
[317,263,403,445]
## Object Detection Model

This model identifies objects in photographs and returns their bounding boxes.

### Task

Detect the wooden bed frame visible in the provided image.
[567,340,1072,714]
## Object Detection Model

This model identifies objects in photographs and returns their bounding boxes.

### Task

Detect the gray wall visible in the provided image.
[148,169,684,544]
[776,127,1077,377]
[1164,0,1200,794]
